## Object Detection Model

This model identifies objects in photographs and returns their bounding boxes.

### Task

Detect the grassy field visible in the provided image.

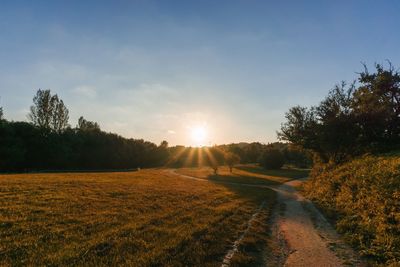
[0,166,293,266]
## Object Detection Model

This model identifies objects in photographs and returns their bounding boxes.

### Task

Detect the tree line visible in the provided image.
[0,89,310,172]
[164,142,310,171]
[0,90,169,171]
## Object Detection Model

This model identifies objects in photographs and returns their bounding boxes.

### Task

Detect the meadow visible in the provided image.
[0,166,300,266]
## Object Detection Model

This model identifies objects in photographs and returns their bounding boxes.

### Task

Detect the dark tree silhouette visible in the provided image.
[353,63,400,149]
[225,152,240,172]
[77,116,100,131]
[278,63,400,163]
[259,147,285,169]
[52,96,69,133]
[205,146,225,175]
[29,89,54,129]
[29,89,69,132]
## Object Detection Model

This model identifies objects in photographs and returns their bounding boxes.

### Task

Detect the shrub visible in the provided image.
[303,154,400,264]
[259,148,285,169]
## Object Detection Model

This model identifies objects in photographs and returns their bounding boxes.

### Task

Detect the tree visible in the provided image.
[0,97,3,121]
[278,63,400,163]
[283,144,312,168]
[156,140,170,165]
[160,140,168,148]
[278,106,319,150]
[225,152,240,172]
[205,146,225,175]
[353,63,400,150]
[243,142,264,163]
[314,82,359,162]
[77,116,100,131]
[52,96,69,133]
[29,89,69,132]
[29,89,54,129]
[259,148,285,169]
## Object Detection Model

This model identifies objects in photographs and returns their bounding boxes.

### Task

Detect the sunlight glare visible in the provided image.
[190,126,208,146]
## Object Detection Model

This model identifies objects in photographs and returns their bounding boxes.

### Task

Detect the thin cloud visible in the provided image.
[73,86,97,98]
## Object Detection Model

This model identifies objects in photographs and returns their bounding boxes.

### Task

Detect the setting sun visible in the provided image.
[190,126,208,146]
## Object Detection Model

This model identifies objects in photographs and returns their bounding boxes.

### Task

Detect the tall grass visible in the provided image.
[304,155,400,265]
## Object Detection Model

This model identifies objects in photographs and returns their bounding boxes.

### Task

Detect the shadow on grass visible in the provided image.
[205,172,277,266]
[204,168,281,206]
[195,164,310,206]
[236,165,310,179]
[207,173,281,186]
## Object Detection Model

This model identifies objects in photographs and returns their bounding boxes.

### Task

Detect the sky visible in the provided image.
[1,0,400,146]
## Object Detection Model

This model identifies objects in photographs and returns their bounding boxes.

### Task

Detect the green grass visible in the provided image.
[0,167,280,266]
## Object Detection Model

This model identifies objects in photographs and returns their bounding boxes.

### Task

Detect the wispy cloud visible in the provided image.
[73,85,97,98]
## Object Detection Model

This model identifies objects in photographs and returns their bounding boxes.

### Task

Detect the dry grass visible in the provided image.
[0,167,279,266]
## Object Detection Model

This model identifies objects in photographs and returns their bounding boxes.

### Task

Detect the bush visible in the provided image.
[303,154,400,264]
[259,148,285,169]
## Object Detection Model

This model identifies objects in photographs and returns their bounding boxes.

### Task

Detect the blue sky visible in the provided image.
[1,0,400,145]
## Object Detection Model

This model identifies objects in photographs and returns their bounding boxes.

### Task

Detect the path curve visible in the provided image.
[168,169,361,267]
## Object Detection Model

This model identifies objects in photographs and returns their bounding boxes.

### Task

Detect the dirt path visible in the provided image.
[169,170,362,267]
[273,179,356,267]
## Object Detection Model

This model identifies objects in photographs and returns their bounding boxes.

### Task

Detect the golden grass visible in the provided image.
[0,167,277,266]
[304,155,400,265]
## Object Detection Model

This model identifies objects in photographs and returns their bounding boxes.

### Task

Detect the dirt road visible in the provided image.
[170,170,362,267]
[273,179,351,266]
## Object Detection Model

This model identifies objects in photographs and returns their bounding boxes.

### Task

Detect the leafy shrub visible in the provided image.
[304,154,400,264]
[259,148,285,169]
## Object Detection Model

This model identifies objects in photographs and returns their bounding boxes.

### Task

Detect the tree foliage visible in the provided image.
[282,144,312,168]
[205,146,225,174]
[278,63,400,163]
[225,152,240,172]
[78,116,100,131]
[0,120,169,171]
[0,88,171,171]
[353,63,400,149]
[259,147,285,169]
[29,89,69,133]
[0,97,3,121]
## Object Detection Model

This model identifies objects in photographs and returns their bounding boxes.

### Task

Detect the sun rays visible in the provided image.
[164,145,223,170]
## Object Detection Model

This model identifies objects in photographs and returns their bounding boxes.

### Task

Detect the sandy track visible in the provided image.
[169,170,362,267]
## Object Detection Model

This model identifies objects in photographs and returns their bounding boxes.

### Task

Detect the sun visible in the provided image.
[190,125,208,146]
